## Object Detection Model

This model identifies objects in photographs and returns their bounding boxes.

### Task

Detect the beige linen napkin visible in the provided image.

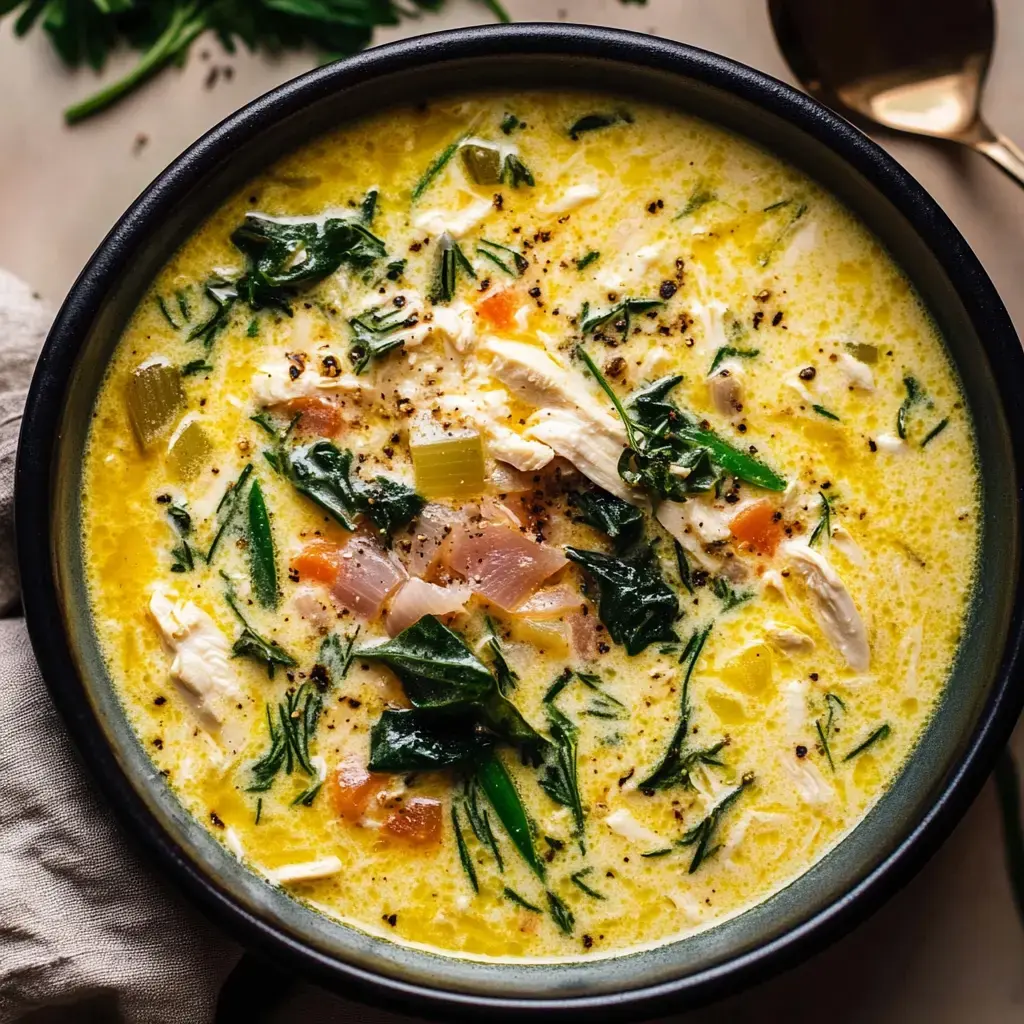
[0,269,240,1023]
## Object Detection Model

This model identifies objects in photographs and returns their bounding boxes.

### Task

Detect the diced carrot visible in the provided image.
[729,499,783,556]
[291,539,344,585]
[282,396,343,437]
[477,289,518,330]
[382,797,443,845]
[328,756,388,822]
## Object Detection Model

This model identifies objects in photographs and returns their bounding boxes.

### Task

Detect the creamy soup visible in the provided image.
[82,92,979,960]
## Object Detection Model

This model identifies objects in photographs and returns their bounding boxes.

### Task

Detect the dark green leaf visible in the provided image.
[181,359,213,376]
[477,238,528,276]
[565,545,679,655]
[568,111,633,139]
[311,629,358,691]
[570,487,643,549]
[580,297,662,336]
[247,480,278,609]
[574,250,600,271]
[812,404,840,421]
[483,616,519,695]
[678,774,754,872]
[501,153,535,188]
[348,303,419,373]
[357,616,495,706]
[477,752,545,879]
[503,887,541,912]
[452,805,479,893]
[539,703,585,850]
[500,112,525,135]
[285,440,359,530]
[897,376,923,439]
[358,475,425,541]
[570,867,606,900]
[232,213,386,312]
[921,417,949,447]
[546,890,575,934]
[431,231,475,304]
[368,707,493,771]
[225,584,297,679]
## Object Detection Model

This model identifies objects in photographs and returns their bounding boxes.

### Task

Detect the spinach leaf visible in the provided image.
[570,487,643,549]
[565,545,679,655]
[231,210,387,313]
[568,111,633,139]
[360,617,546,760]
[369,707,493,771]
[283,440,423,541]
[247,479,278,609]
[358,475,426,539]
[357,616,495,704]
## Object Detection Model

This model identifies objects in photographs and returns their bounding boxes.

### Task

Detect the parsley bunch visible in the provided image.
[2,0,511,124]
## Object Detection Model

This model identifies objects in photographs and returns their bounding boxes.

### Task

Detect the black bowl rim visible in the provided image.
[15,22,1024,1021]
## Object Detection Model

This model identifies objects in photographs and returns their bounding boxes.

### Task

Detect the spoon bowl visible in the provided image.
[769,0,1024,185]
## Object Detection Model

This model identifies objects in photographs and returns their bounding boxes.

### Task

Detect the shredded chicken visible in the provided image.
[781,754,833,805]
[268,856,343,884]
[766,622,815,654]
[149,589,237,726]
[781,541,870,672]
[837,351,875,391]
[603,808,665,848]
[540,183,600,215]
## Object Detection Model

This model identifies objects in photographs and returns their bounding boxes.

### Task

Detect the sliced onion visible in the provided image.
[444,523,567,611]
[385,578,470,637]
[517,584,585,619]
[401,503,466,578]
[331,535,407,620]
[568,606,600,662]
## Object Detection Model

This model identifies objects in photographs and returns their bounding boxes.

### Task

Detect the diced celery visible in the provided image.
[460,144,502,185]
[168,419,212,481]
[411,433,485,499]
[126,362,184,448]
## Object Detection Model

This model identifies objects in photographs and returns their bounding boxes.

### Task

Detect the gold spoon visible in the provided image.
[768,0,1024,188]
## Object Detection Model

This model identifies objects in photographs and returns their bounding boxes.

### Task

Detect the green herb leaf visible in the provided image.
[580,297,662,336]
[503,887,541,912]
[546,890,575,934]
[675,183,716,220]
[187,280,237,350]
[311,629,358,692]
[431,231,476,304]
[476,238,528,277]
[570,487,644,549]
[248,683,322,793]
[574,250,600,271]
[638,627,722,791]
[812,404,840,421]
[570,867,606,900]
[568,111,633,139]
[232,212,386,313]
[224,582,297,679]
[500,112,525,135]
[477,752,545,879]
[501,153,535,188]
[207,463,254,562]
[678,773,754,872]
[452,805,479,894]
[709,346,759,374]
[483,616,519,695]
[247,479,278,609]
[897,376,926,439]
[348,303,420,374]
[815,692,846,770]
[808,490,834,548]
[843,723,891,761]
[921,417,949,447]
[181,358,213,376]
[565,545,679,655]
[539,703,586,850]
[412,134,466,201]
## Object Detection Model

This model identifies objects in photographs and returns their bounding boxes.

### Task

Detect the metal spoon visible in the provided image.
[769,0,1024,188]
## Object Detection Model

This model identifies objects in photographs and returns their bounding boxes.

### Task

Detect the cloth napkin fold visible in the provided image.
[0,269,241,1023]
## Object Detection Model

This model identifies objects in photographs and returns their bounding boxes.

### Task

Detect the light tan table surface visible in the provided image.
[2,2,1023,1021]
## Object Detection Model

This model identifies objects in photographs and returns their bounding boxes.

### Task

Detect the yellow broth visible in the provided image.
[82,92,979,960]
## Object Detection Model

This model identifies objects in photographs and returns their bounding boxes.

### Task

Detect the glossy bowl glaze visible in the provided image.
[16,24,1024,1021]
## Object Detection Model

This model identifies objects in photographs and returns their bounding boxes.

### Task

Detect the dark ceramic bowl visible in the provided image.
[15,23,1024,1022]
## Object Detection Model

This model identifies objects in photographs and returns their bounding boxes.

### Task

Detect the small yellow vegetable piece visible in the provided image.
[719,643,774,697]
[849,343,878,364]
[126,362,184,448]
[707,690,747,725]
[168,420,212,481]
[411,433,485,499]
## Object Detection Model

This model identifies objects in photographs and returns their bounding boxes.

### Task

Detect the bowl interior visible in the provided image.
[32,32,1022,1016]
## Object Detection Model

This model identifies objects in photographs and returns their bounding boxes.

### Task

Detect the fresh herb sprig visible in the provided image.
[223,578,297,678]
[677,773,754,873]
[247,683,323,802]
[8,2,515,126]
[815,693,846,771]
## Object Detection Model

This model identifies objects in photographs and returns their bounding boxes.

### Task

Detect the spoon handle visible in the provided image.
[971,127,1024,190]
